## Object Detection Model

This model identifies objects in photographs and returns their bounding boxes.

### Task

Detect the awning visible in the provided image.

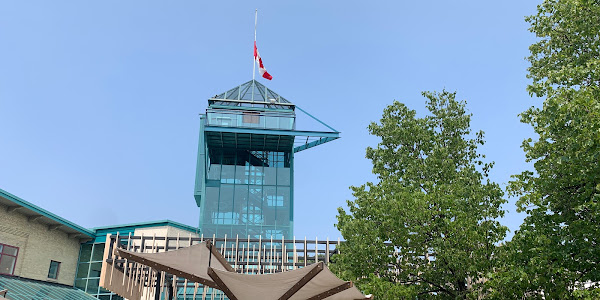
[114,242,233,288]
[100,236,371,300]
[100,241,233,299]
[208,262,371,300]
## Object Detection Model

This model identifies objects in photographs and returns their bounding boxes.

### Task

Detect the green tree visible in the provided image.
[488,0,600,298]
[333,91,507,299]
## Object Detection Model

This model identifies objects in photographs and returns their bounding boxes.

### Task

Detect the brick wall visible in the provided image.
[0,204,82,286]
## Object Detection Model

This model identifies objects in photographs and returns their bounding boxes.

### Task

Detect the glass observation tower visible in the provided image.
[194,80,339,239]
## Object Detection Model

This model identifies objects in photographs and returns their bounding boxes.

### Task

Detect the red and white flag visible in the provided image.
[254,41,273,80]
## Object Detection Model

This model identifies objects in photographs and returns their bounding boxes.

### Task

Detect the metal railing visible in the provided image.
[206,109,296,131]
[107,234,341,275]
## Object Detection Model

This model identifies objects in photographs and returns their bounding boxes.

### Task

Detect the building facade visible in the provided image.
[0,189,97,299]
[0,188,202,299]
[0,79,340,299]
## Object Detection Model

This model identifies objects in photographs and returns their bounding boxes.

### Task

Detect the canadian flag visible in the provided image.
[254,41,273,80]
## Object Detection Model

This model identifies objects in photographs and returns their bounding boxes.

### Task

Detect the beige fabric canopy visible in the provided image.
[100,241,233,299]
[100,238,371,300]
[208,262,371,300]
[114,242,233,288]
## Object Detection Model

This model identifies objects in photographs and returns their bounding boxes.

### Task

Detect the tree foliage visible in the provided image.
[525,0,600,97]
[333,91,507,299]
[488,0,600,298]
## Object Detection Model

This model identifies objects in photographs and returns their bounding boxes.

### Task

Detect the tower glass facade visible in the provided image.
[202,148,292,239]
[195,80,339,240]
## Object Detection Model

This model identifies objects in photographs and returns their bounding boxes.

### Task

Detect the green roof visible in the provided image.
[0,188,95,239]
[0,275,97,300]
[90,220,198,243]
[91,219,198,232]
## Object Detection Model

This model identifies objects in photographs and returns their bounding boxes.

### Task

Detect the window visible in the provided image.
[267,195,283,207]
[76,243,110,297]
[242,205,263,225]
[264,229,283,239]
[0,243,18,275]
[48,260,61,279]
[212,212,239,225]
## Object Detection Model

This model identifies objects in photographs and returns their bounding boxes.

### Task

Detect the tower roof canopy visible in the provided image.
[203,79,340,154]
[210,80,294,110]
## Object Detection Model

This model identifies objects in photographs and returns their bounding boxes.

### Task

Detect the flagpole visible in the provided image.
[252,9,257,82]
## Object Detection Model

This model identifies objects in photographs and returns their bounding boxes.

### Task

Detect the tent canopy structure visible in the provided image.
[207,262,369,300]
[100,236,371,300]
[114,242,234,288]
[100,240,233,299]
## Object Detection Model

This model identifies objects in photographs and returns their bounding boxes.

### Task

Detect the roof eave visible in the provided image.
[0,188,95,238]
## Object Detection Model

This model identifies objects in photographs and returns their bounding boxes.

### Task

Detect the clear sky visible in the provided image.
[0,1,540,240]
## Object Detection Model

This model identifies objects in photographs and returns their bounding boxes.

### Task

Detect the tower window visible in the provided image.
[267,195,284,207]
[212,212,240,224]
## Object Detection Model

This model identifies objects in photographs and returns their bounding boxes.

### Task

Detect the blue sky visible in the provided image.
[0,1,539,239]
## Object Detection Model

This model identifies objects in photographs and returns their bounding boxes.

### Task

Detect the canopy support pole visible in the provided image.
[278,262,324,300]
[306,281,354,300]
[208,242,213,267]
[154,271,162,300]
[207,267,239,300]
